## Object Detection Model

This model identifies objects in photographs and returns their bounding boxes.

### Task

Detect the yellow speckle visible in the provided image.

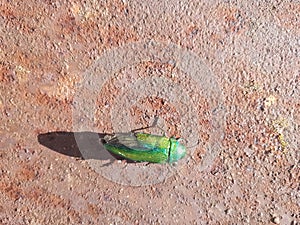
[15,65,30,74]
[71,3,81,16]
[265,95,277,107]
[70,3,94,22]
[15,65,30,84]
[242,80,261,95]
[273,118,288,134]
[272,118,289,151]
[278,134,288,150]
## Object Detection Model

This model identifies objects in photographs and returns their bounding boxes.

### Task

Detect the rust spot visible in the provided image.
[16,164,37,181]
[87,204,103,218]
[0,182,23,201]
[0,64,15,83]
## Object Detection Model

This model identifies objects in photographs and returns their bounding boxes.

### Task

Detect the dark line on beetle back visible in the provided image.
[167,139,171,163]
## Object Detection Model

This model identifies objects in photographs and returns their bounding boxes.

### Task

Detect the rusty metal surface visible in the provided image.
[0,0,299,224]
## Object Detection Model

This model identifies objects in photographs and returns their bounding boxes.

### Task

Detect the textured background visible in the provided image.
[0,0,299,224]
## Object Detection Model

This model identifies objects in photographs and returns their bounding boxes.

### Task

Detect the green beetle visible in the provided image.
[102,132,186,163]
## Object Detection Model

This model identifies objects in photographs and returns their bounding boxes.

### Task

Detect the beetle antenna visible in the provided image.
[186,140,200,149]
[131,116,166,135]
[178,137,200,149]
[149,116,166,134]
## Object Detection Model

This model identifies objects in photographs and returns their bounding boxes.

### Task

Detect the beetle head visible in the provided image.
[169,138,186,163]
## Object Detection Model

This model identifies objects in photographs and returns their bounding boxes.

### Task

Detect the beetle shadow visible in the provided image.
[37,131,134,164]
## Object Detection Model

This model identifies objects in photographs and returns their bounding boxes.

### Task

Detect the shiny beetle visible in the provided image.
[102,132,186,163]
